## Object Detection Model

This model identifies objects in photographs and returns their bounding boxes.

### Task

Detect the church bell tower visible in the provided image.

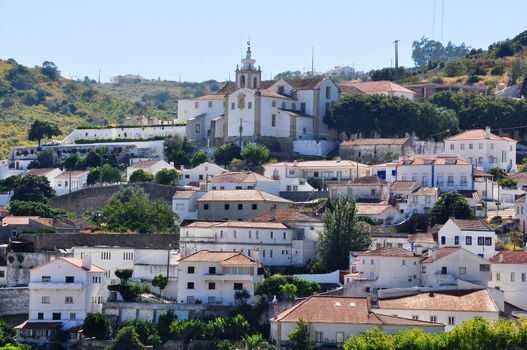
[235,41,262,89]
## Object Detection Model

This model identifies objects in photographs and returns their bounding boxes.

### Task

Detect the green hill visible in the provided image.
[0,59,174,158]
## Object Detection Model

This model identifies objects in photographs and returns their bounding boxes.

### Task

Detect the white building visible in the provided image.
[54,171,89,195]
[208,171,280,195]
[26,168,63,186]
[178,162,227,187]
[172,191,200,224]
[437,219,497,259]
[179,220,315,266]
[62,125,186,144]
[515,196,527,233]
[355,202,404,226]
[396,187,439,217]
[368,232,437,256]
[176,250,262,305]
[420,247,491,288]
[16,256,107,344]
[375,289,499,331]
[396,156,473,192]
[443,127,517,172]
[271,295,443,346]
[178,44,341,153]
[490,251,527,310]
[126,159,175,181]
[328,176,388,201]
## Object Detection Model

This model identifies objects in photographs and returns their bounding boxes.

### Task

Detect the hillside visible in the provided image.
[93,79,225,112]
[0,59,173,158]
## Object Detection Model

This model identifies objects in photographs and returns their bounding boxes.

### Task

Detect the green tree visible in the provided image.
[241,143,270,169]
[488,166,508,182]
[122,320,159,346]
[41,61,60,80]
[231,158,243,171]
[129,169,154,183]
[107,326,144,350]
[317,197,371,271]
[287,319,314,350]
[510,58,527,84]
[11,174,55,203]
[164,135,194,167]
[82,313,112,340]
[444,60,467,77]
[87,164,122,185]
[9,200,66,218]
[279,283,297,301]
[61,154,86,170]
[255,275,319,300]
[234,334,275,350]
[28,120,60,147]
[28,149,56,168]
[157,310,177,342]
[152,274,169,296]
[429,191,475,226]
[225,314,250,341]
[190,151,209,167]
[115,269,133,284]
[0,320,17,347]
[214,144,241,165]
[5,64,36,90]
[155,168,179,185]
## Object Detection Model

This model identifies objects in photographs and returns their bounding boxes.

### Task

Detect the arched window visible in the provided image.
[240,75,246,87]
[281,101,286,109]
[272,100,276,107]
[253,77,257,88]
[292,103,297,110]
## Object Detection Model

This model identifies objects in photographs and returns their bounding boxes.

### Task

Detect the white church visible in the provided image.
[178,44,340,154]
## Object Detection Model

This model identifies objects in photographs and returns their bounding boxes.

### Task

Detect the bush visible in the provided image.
[82,313,112,340]
[490,66,505,76]
[444,60,467,77]
[467,75,480,84]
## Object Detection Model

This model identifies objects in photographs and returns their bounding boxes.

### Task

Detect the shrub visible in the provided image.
[467,75,480,84]
[444,60,467,77]
[490,66,505,76]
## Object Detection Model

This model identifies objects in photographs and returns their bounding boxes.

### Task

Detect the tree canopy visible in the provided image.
[164,135,194,167]
[255,274,319,301]
[429,191,475,226]
[241,143,270,169]
[155,168,178,185]
[27,120,60,147]
[317,197,371,271]
[288,319,315,350]
[412,37,471,66]
[87,164,123,185]
[82,313,112,340]
[190,150,209,167]
[129,169,154,183]
[107,326,144,350]
[9,174,55,203]
[214,143,241,165]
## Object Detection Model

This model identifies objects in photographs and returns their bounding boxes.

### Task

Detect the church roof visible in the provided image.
[285,76,326,90]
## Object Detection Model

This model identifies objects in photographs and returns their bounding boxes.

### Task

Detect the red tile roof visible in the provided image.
[198,190,291,203]
[445,129,517,142]
[342,137,410,146]
[360,247,415,257]
[390,181,419,193]
[128,160,168,169]
[61,257,105,272]
[16,321,62,330]
[451,219,492,231]
[338,81,415,95]
[55,171,88,180]
[179,250,256,265]
[421,247,460,263]
[253,208,321,223]
[211,171,273,184]
[379,289,498,313]
[196,94,225,100]
[25,168,60,176]
[490,251,527,264]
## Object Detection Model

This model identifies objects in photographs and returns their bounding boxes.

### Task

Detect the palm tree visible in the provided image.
[234,334,276,350]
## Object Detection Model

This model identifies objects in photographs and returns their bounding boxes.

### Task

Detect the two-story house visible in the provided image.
[208,171,280,195]
[437,219,496,259]
[490,251,527,311]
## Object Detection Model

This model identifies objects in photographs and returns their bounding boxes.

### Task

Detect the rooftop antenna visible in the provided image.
[440,0,445,43]
[393,40,399,69]
[311,46,315,76]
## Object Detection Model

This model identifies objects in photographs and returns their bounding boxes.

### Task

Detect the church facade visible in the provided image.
[178,45,340,150]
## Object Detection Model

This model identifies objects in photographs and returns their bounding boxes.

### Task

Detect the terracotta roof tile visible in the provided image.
[198,190,291,203]
[445,129,517,142]
[338,81,415,95]
[451,219,492,231]
[511,172,527,183]
[173,191,195,199]
[61,257,106,272]
[355,202,394,216]
[253,209,321,223]
[341,138,410,146]
[179,250,256,265]
[25,168,60,176]
[408,233,436,245]
[352,176,387,185]
[457,190,481,201]
[490,251,527,264]
[211,172,273,184]
[55,171,88,180]
[285,77,325,90]
[379,289,498,313]
[421,247,460,263]
[195,94,225,100]
[412,187,439,196]
[391,181,419,193]
[129,160,168,169]
[360,247,415,257]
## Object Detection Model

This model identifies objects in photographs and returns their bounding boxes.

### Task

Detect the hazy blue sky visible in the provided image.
[1,0,526,82]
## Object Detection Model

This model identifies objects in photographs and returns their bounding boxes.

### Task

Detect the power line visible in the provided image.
[338,41,394,59]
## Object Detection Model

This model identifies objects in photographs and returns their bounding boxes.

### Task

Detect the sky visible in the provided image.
[1,0,526,83]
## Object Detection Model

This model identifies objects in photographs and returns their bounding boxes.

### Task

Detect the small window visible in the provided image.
[454,236,459,245]
[511,272,516,282]
[203,204,209,210]
[65,276,74,283]
[440,236,446,245]
[38,313,44,320]
[412,315,419,320]
[430,315,437,323]
[195,124,201,133]
[208,282,216,290]
[485,237,492,246]
[248,101,252,109]
[325,86,331,99]
[224,204,230,210]
[496,272,501,281]
[238,204,243,210]
[42,276,51,283]
[42,296,50,304]
[209,266,216,274]
[231,102,235,110]
[272,100,277,107]
[448,316,455,325]
[70,313,76,320]
[466,236,472,245]
[195,102,199,108]
[208,101,213,108]
[421,266,426,273]
[187,266,195,274]
[252,204,257,210]
[234,283,243,290]
[459,267,466,275]
[187,282,195,289]
[52,313,61,321]
[402,260,406,266]
[272,114,276,127]
[65,296,73,304]
[477,237,484,246]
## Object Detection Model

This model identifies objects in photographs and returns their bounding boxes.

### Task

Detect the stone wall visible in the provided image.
[48,183,178,214]
[6,251,64,287]
[0,287,29,316]
[17,233,179,251]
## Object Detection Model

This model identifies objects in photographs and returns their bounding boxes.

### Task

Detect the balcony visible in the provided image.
[29,282,83,290]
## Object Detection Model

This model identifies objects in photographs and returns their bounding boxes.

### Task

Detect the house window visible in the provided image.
[208,101,213,108]
[441,266,448,274]
[224,204,230,210]
[238,204,243,210]
[38,313,44,320]
[479,143,483,149]
[460,144,465,150]
[234,283,243,290]
[430,315,437,323]
[454,236,459,245]
[460,176,467,186]
[447,176,454,186]
[283,232,287,240]
[450,144,454,150]
[270,250,273,258]
[231,102,235,110]
[370,189,376,196]
[325,86,331,99]
[187,282,194,289]
[70,313,76,320]
[402,260,406,266]
[436,176,444,186]
[272,100,277,107]
[52,313,61,321]
[412,315,419,320]
[448,316,455,325]
[209,267,216,274]
[65,276,74,283]
[252,204,257,210]
[42,296,50,304]
[42,276,51,283]
[281,101,286,109]
[459,267,466,275]
[336,332,344,344]
[496,272,501,281]
[466,236,472,245]
[440,236,446,245]
[485,237,492,246]
[421,266,426,273]
[92,276,101,283]
[292,103,297,110]
[65,296,73,304]
[522,273,526,282]
[278,86,285,94]
[248,101,252,109]
[300,102,306,113]
[203,204,209,210]
[208,282,216,290]
[272,114,276,127]
[477,237,484,246]
[314,331,323,343]
[194,102,199,108]
[469,144,473,150]
[187,266,195,274]
[511,272,516,282]
[195,124,200,133]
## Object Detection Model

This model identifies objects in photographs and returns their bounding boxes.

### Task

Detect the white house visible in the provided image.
[208,171,280,195]
[368,233,437,256]
[179,220,314,266]
[443,127,517,171]
[178,162,227,187]
[396,187,439,217]
[515,196,527,233]
[270,295,443,347]
[176,250,262,305]
[16,256,107,344]
[26,168,63,187]
[355,202,404,226]
[437,219,497,259]
[126,159,175,181]
[375,289,499,331]
[348,248,422,292]
[54,171,89,195]
[328,176,388,201]
[172,191,200,224]
[490,251,527,310]
[396,156,473,192]
[420,247,491,288]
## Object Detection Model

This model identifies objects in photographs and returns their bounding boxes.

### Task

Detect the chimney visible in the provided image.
[269,207,276,222]
[429,292,435,297]
[431,250,437,261]
[499,253,503,263]
[485,126,491,139]
[82,255,92,270]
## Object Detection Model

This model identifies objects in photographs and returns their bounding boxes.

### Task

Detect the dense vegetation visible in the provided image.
[429,192,475,226]
[0,59,172,158]
[344,317,527,350]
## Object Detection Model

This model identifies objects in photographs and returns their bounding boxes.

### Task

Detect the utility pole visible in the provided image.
[395,40,399,69]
